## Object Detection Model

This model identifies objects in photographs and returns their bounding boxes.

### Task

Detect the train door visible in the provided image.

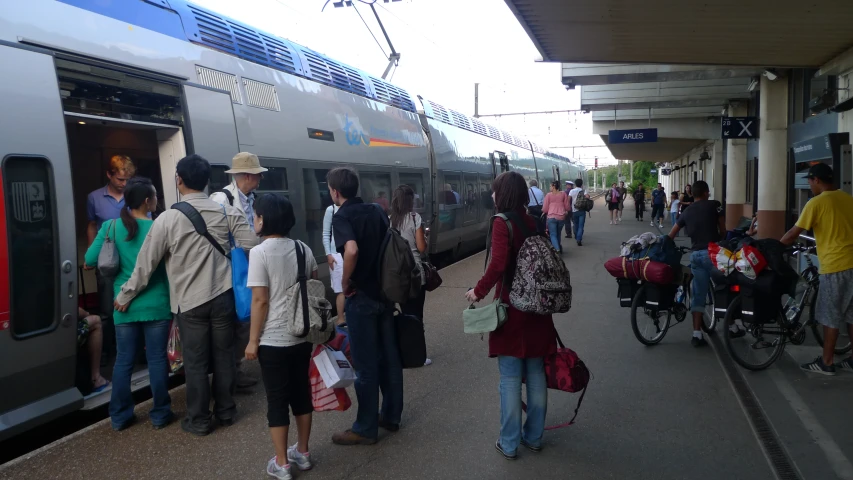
[182,83,240,195]
[0,44,82,440]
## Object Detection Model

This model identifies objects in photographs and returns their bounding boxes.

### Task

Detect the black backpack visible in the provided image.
[219,188,235,206]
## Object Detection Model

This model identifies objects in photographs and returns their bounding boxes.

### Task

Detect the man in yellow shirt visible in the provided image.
[781,163,853,375]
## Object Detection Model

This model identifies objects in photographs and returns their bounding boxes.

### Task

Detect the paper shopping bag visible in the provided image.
[309,345,352,411]
[312,345,356,389]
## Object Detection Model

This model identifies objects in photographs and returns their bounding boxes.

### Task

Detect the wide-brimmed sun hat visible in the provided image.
[225,152,268,174]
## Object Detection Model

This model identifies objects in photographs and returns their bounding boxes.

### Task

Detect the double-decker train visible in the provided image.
[0,0,586,440]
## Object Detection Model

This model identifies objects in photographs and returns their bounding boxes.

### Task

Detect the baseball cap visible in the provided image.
[806,163,833,182]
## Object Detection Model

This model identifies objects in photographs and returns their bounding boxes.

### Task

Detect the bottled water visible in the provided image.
[786,305,801,322]
[676,286,685,304]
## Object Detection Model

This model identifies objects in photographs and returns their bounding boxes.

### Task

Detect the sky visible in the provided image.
[192,0,617,166]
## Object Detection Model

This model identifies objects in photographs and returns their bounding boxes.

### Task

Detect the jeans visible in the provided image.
[670,212,679,235]
[110,319,172,429]
[690,250,714,313]
[572,211,586,243]
[635,202,644,220]
[177,291,237,432]
[345,292,404,439]
[546,218,564,251]
[497,356,547,454]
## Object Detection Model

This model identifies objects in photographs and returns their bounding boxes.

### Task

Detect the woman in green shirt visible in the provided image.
[85,177,173,431]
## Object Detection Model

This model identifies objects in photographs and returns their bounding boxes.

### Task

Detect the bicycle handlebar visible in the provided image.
[788,243,816,255]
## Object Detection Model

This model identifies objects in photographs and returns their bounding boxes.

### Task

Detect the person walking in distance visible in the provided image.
[327,167,404,445]
[243,194,316,479]
[668,181,741,347]
[323,202,345,326]
[115,155,258,436]
[651,183,666,228]
[607,182,621,225]
[568,178,591,246]
[86,177,173,431]
[617,181,628,223]
[633,182,646,222]
[210,152,267,390]
[564,180,575,239]
[669,192,681,236]
[780,164,853,375]
[465,172,557,460]
[679,184,694,216]
[391,185,431,366]
[542,181,569,253]
[86,155,136,361]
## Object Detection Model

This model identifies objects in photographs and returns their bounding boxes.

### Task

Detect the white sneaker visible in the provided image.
[424,358,433,366]
[659,223,664,228]
[287,445,313,471]
[267,457,292,479]
[650,221,655,227]
[610,220,613,225]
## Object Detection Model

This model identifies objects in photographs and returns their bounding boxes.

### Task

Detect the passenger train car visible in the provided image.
[0,0,585,440]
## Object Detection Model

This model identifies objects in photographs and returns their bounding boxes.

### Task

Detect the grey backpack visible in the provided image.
[377,207,421,304]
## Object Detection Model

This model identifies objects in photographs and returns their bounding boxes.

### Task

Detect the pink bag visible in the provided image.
[309,345,352,412]
[523,333,590,430]
[167,320,183,373]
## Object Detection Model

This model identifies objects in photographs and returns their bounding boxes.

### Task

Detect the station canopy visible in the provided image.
[504,0,853,67]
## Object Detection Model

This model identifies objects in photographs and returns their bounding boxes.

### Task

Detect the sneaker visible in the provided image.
[691,336,707,347]
[267,457,292,480]
[287,445,312,471]
[495,440,517,460]
[610,221,613,225]
[520,438,542,452]
[801,356,837,376]
[659,223,664,229]
[332,429,378,445]
[650,221,655,227]
[834,357,853,371]
[424,358,433,366]
[577,241,583,246]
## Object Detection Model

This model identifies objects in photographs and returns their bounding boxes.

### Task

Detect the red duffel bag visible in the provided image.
[604,256,674,284]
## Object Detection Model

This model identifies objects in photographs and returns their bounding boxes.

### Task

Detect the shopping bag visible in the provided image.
[312,345,356,389]
[708,242,736,276]
[309,345,352,412]
[734,245,767,280]
[167,320,183,373]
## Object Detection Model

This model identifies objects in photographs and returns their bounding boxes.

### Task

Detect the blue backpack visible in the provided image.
[629,235,682,270]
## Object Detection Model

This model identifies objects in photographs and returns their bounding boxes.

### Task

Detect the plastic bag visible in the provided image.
[167,320,183,373]
[708,242,736,276]
[309,345,352,412]
[734,245,767,280]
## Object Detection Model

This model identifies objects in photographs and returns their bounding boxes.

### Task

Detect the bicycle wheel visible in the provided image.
[723,296,786,371]
[809,284,852,354]
[631,284,670,345]
[686,281,717,334]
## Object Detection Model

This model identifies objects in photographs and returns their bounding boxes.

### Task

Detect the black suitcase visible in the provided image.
[395,312,427,368]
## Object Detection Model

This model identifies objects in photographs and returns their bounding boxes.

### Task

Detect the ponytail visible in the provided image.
[121,206,139,241]
[121,177,155,241]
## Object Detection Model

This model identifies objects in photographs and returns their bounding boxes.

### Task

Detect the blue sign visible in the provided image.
[608,128,658,144]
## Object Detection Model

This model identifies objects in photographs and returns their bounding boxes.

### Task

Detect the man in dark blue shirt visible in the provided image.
[650,183,666,228]
[329,167,403,445]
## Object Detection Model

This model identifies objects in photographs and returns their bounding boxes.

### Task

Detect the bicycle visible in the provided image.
[630,246,716,345]
[722,243,852,371]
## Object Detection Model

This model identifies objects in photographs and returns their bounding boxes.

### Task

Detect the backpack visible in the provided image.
[523,332,590,429]
[497,213,572,315]
[282,240,335,344]
[573,189,594,212]
[377,206,422,304]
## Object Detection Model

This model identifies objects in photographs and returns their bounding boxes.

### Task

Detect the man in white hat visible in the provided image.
[210,152,268,389]
[564,180,575,239]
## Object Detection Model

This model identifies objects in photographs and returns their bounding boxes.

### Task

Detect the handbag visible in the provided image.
[97,220,120,279]
[170,203,252,322]
[422,261,442,292]
[462,216,510,334]
[282,240,335,344]
[522,332,590,430]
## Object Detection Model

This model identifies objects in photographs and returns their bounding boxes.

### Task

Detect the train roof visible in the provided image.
[60,0,581,166]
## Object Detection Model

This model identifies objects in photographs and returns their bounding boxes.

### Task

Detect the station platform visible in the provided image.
[2,197,852,480]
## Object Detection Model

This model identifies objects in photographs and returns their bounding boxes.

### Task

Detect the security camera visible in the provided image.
[763,69,779,81]
[747,78,759,92]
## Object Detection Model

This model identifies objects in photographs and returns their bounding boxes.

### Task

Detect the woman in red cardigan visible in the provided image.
[465,171,557,460]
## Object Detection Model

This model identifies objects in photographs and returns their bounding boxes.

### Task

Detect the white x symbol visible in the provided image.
[738,121,753,137]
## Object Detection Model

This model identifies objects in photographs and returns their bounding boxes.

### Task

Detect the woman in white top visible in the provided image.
[322,203,345,325]
[245,194,317,480]
[391,185,431,366]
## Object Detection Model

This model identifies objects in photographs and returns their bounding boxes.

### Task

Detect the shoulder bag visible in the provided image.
[462,215,513,334]
[97,220,120,279]
[283,240,335,344]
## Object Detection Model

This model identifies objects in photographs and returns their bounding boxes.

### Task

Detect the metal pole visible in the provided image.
[474,83,479,118]
[630,162,634,184]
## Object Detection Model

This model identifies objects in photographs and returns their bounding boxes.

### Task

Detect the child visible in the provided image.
[670,192,680,235]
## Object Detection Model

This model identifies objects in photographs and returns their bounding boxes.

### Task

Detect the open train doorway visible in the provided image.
[58,58,186,408]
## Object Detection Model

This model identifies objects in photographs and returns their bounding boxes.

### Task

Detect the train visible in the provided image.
[0,0,586,441]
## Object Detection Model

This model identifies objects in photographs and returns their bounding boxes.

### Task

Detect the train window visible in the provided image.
[439,173,462,232]
[479,174,494,221]
[302,168,334,261]
[500,154,510,172]
[462,173,478,223]
[399,172,426,213]
[359,172,392,214]
[209,165,229,192]
[256,166,288,193]
[2,156,58,337]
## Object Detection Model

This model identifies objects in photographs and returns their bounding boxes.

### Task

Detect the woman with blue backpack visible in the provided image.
[465,171,558,460]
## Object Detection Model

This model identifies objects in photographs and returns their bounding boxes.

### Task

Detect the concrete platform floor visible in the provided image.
[2,197,852,479]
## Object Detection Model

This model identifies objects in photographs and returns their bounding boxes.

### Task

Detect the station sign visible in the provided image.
[608,128,658,144]
[650,169,657,174]
[660,168,672,176]
[721,116,758,139]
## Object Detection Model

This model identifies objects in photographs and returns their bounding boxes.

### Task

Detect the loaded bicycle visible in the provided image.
[722,243,852,371]
[630,246,717,345]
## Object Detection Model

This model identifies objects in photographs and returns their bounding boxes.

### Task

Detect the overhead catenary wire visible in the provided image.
[351,2,388,58]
